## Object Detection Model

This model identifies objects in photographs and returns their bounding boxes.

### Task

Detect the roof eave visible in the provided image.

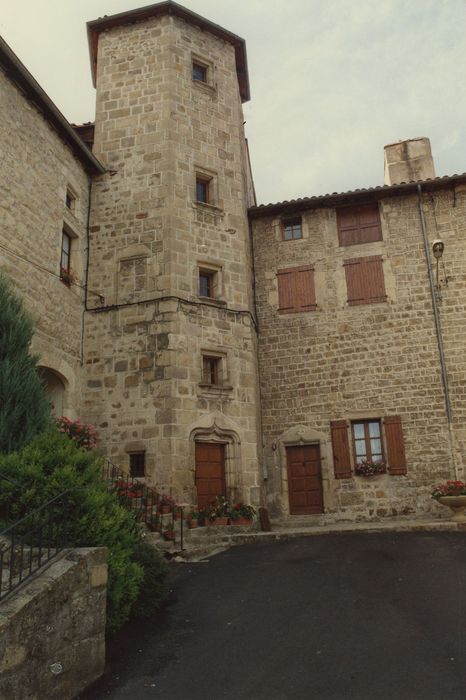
[248,174,466,219]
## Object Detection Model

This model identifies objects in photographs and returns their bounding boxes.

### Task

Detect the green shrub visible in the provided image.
[0,430,144,634]
[130,542,168,619]
[0,271,51,453]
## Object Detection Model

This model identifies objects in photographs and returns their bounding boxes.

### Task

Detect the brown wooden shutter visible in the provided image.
[330,420,352,478]
[337,203,382,246]
[277,269,294,312]
[344,256,386,306]
[277,266,316,313]
[384,415,407,475]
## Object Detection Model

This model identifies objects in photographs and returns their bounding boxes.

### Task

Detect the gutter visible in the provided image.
[417,184,457,478]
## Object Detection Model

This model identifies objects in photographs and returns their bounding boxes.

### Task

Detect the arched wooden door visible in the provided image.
[195,442,226,509]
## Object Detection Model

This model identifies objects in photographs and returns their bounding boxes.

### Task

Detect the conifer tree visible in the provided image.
[0,272,51,453]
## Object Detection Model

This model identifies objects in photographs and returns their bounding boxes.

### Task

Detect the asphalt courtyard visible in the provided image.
[80,532,466,700]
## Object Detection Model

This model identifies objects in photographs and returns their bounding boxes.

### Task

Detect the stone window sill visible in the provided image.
[193,200,224,214]
[197,296,227,307]
[198,383,233,392]
[192,79,217,98]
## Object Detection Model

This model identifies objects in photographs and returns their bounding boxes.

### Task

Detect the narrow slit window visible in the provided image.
[66,189,76,211]
[60,230,72,284]
[202,356,221,385]
[196,176,210,204]
[199,269,216,298]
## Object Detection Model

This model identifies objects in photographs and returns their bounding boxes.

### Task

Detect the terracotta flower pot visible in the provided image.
[231,517,253,526]
[160,505,171,514]
[187,519,198,529]
[437,495,466,522]
[207,516,229,526]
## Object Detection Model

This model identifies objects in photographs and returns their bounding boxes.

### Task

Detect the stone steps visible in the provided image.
[146,521,261,560]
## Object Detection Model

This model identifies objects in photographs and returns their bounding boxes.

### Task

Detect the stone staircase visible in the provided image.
[146,520,262,561]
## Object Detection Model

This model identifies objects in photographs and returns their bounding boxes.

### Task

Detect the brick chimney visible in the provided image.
[384,137,436,185]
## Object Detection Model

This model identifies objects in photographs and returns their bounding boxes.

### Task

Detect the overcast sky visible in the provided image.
[2,0,466,204]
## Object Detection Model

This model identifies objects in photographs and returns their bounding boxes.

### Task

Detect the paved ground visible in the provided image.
[79,532,466,700]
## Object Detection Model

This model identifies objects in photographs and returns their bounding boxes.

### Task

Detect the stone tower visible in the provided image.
[83,1,261,506]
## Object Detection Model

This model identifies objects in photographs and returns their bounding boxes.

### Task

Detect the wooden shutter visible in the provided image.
[337,203,382,246]
[277,265,316,313]
[330,420,352,478]
[344,255,386,306]
[384,415,407,475]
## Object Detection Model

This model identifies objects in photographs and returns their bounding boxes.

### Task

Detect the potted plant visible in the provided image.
[432,481,466,522]
[203,495,230,526]
[186,510,201,528]
[229,502,256,526]
[159,494,174,514]
[354,459,387,477]
[162,527,175,541]
[147,514,161,532]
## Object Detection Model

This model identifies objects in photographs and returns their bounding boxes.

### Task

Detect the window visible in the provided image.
[202,355,222,385]
[352,420,383,463]
[277,265,316,313]
[199,269,216,298]
[330,416,407,478]
[60,230,72,284]
[192,61,207,83]
[129,452,145,478]
[196,175,210,204]
[65,188,76,211]
[282,217,302,241]
[343,255,386,306]
[336,203,382,246]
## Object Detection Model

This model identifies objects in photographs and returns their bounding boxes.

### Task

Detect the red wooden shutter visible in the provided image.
[344,256,386,306]
[330,420,352,478]
[337,203,382,246]
[384,415,407,475]
[277,266,316,313]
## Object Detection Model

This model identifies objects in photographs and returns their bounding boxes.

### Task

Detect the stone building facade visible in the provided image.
[1,1,465,521]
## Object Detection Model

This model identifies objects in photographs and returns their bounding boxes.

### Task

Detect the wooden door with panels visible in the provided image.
[286,444,324,515]
[195,442,226,510]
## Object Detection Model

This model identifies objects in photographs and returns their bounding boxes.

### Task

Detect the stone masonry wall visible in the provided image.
[85,14,261,505]
[0,548,107,700]
[0,68,91,417]
[252,186,466,521]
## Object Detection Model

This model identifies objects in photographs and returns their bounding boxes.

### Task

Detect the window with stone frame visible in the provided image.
[196,174,211,204]
[202,355,223,386]
[192,61,208,83]
[65,188,76,212]
[282,216,303,241]
[60,229,72,285]
[129,452,145,478]
[199,268,217,299]
[343,255,386,306]
[336,203,382,246]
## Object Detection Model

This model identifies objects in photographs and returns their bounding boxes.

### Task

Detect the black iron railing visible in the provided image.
[0,491,70,601]
[101,460,184,550]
